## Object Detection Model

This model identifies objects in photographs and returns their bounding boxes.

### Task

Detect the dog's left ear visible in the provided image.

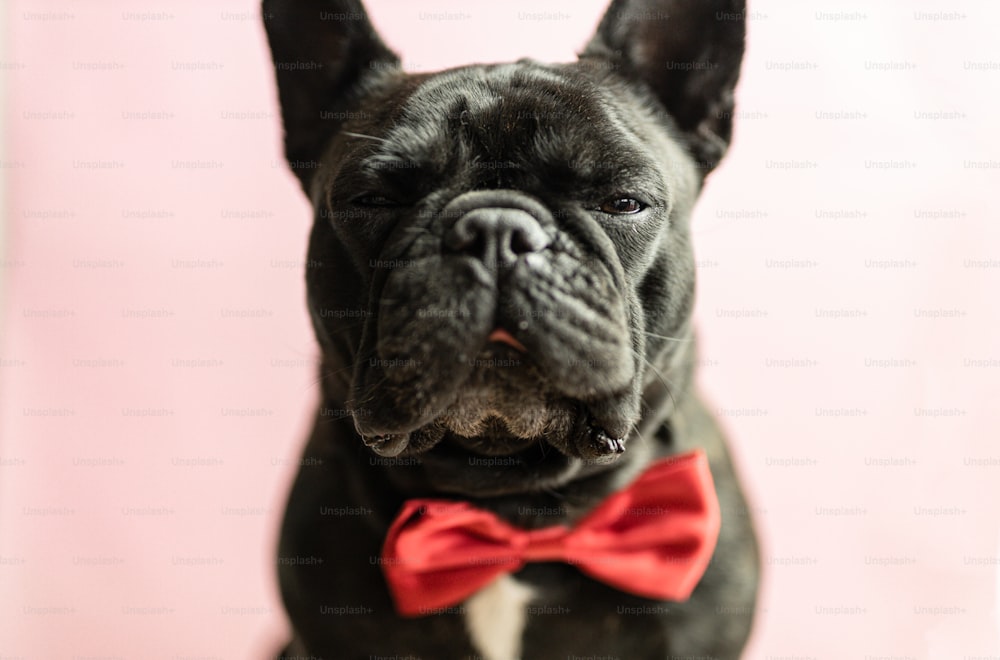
[582,0,747,174]
[262,0,399,192]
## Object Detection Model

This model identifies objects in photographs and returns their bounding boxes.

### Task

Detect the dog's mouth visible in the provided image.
[371,416,634,497]
[354,367,638,498]
[355,342,631,464]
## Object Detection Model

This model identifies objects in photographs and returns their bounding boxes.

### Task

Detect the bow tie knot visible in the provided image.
[518,526,573,562]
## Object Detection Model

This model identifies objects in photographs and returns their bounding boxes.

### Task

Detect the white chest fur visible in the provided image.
[463,575,536,660]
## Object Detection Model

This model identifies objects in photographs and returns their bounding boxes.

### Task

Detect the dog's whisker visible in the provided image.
[630,423,648,447]
[303,341,384,390]
[342,130,388,143]
[633,351,679,416]
[641,330,692,343]
[303,359,356,395]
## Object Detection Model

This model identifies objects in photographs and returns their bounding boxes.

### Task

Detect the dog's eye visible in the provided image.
[353,194,399,208]
[598,197,645,215]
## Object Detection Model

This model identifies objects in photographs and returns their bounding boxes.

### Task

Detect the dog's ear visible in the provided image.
[262,0,399,191]
[583,0,746,174]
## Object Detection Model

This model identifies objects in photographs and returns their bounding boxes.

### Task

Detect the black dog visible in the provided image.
[263,0,759,657]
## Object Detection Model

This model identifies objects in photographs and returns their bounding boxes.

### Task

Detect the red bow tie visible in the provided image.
[380,450,720,616]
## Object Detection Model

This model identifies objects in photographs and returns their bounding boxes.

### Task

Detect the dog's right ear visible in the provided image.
[262,0,399,192]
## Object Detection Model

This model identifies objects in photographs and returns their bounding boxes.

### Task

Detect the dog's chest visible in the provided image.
[463,575,536,660]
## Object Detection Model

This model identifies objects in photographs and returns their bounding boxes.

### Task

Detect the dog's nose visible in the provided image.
[444,208,550,268]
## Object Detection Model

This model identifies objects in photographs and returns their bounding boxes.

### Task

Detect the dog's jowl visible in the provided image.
[263,0,759,657]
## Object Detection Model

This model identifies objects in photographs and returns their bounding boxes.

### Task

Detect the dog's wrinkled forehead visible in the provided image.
[366,62,663,193]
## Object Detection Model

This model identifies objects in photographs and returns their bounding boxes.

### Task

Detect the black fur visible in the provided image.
[263,0,759,657]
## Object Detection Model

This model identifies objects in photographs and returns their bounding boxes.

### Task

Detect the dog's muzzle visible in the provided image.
[441,191,553,271]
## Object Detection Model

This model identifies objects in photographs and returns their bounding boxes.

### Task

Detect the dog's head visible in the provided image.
[264,0,746,496]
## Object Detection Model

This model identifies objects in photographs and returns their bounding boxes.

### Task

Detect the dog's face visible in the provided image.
[264,0,746,496]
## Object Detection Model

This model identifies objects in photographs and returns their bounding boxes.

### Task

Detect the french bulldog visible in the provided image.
[263,0,760,658]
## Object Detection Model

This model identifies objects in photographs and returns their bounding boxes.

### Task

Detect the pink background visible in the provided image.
[2,0,999,657]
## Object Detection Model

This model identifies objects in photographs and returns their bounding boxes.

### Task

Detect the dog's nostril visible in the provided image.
[444,208,550,267]
[445,228,486,255]
[509,225,547,255]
